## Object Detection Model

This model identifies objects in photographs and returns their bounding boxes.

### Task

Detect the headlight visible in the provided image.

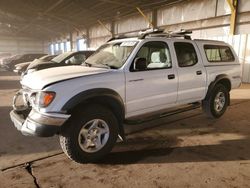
[27,69,36,74]
[31,91,56,107]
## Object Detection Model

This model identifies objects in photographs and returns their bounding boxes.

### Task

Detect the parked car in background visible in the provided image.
[14,55,57,75]
[0,54,21,69]
[0,53,12,65]
[23,51,94,75]
[1,53,47,71]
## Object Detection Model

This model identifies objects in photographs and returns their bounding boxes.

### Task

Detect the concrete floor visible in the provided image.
[0,70,250,188]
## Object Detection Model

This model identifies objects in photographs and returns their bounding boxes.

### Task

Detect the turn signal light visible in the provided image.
[34,91,56,107]
[43,92,56,107]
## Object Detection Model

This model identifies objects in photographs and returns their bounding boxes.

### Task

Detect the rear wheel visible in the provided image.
[202,84,229,118]
[59,104,119,163]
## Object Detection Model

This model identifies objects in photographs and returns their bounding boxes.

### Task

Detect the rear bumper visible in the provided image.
[10,109,70,137]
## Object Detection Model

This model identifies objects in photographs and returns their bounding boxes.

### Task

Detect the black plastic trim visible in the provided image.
[62,89,123,112]
[62,88,126,138]
[205,74,231,101]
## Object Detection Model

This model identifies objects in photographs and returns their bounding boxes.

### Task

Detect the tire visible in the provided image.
[59,104,119,163]
[202,84,229,119]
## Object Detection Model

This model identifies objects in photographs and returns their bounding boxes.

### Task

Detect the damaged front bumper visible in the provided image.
[9,90,70,137]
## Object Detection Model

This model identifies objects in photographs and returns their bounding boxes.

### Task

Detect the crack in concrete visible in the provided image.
[1,152,63,172]
[24,162,40,188]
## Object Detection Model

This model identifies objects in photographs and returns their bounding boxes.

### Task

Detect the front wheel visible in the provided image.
[59,105,119,163]
[202,84,229,118]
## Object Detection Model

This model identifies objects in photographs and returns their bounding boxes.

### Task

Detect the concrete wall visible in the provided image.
[0,36,48,55]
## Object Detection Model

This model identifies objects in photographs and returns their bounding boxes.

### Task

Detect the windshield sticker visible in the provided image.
[120,41,137,47]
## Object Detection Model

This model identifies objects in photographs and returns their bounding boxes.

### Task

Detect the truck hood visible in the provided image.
[27,60,52,70]
[21,65,111,90]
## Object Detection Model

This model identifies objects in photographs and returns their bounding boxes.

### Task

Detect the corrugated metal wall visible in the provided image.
[51,0,250,82]
[156,0,250,83]
[115,12,152,34]
[0,36,48,55]
[89,24,111,49]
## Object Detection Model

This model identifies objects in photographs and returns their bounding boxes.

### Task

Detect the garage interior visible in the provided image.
[0,0,250,187]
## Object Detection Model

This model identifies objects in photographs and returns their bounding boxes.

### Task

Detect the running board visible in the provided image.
[124,102,201,125]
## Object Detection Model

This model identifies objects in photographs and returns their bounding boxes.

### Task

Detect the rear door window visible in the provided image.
[204,45,235,62]
[174,42,198,67]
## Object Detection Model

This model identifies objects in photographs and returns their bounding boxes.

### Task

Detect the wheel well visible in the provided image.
[205,76,231,101]
[217,78,231,91]
[68,95,125,138]
[69,96,124,120]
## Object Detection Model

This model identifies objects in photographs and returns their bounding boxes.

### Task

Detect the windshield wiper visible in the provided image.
[83,62,117,69]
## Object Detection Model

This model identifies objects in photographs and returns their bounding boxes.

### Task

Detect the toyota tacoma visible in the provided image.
[10,30,242,163]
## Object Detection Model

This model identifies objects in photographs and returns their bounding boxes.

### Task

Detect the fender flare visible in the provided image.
[61,88,126,138]
[205,74,231,101]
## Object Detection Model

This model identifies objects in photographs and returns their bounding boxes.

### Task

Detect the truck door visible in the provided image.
[173,41,206,103]
[125,40,178,117]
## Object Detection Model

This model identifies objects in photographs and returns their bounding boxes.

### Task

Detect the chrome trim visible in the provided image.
[13,90,29,111]
[10,110,24,131]
[28,109,70,126]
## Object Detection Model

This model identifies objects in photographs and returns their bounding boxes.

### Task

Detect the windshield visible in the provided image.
[51,52,73,63]
[85,41,137,69]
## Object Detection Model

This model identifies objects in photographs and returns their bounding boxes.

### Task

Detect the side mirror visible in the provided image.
[134,57,147,71]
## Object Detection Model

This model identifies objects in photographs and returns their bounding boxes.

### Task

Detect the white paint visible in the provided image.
[21,38,241,120]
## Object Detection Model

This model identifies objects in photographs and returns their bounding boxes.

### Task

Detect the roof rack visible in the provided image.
[137,28,165,39]
[107,28,192,42]
[139,29,192,40]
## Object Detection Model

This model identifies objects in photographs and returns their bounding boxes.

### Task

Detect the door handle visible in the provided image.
[196,70,202,75]
[129,78,144,82]
[168,74,175,80]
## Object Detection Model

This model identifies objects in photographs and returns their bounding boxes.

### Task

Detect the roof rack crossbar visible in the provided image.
[107,28,193,42]
[139,29,192,40]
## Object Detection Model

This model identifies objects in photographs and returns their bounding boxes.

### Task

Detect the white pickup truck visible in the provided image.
[10,30,242,163]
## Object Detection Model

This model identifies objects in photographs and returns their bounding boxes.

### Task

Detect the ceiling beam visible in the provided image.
[15,0,64,35]
[97,0,136,7]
